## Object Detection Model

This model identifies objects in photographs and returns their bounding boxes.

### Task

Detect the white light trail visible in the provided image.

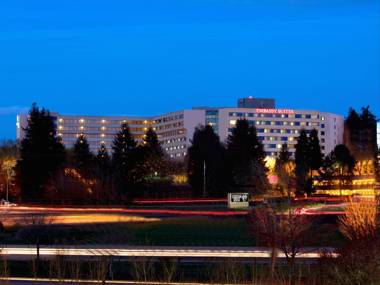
[0,246,337,259]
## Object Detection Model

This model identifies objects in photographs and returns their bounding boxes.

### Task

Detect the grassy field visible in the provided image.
[2,214,346,248]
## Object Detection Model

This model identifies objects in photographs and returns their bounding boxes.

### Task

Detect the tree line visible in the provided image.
[14,103,176,203]
[1,104,378,203]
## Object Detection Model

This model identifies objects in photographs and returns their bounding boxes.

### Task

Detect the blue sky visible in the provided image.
[1,0,379,140]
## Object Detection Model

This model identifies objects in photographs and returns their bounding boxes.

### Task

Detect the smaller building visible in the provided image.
[237,97,275,109]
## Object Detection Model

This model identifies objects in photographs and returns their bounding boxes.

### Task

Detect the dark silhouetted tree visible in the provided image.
[95,143,111,203]
[345,106,377,161]
[321,144,356,196]
[16,103,66,202]
[309,129,323,172]
[226,119,269,195]
[111,122,137,200]
[96,143,110,169]
[295,130,311,195]
[187,125,227,197]
[73,134,93,170]
[138,127,164,182]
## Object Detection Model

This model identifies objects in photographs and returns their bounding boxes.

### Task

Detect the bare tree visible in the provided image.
[160,257,178,283]
[252,206,280,278]
[339,198,378,241]
[88,256,109,285]
[17,213,52,276]
[130,257,155,283]
[278,208,311,285]
[251,205,311,285]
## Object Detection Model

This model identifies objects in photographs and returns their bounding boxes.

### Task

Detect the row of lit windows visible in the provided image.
[229,112,321,120]
[165,145,186,151]
[229,120,319,127]
[162,137,187,144]
[154,114,184,124]
[160,129,185,138]
[58,126,150,132]
[170,152,187,158]
[155,122,183,130]
[258,136,296,142]
[58,118,151,125]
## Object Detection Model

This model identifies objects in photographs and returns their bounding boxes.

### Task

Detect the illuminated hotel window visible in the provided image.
[321,116,325,121]
[79,119,85,123]
[229,120,236,125]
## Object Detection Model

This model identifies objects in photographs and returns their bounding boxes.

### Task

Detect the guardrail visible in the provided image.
[0,245,337,259]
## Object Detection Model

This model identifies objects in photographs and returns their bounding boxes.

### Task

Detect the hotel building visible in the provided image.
[16,98,344,159]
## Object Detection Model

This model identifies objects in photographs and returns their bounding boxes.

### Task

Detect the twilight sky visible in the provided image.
[1,0,379,140]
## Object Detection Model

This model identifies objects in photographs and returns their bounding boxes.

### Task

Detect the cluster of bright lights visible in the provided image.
[64,168,96,186]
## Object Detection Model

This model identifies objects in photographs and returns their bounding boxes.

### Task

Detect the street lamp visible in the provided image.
[203,160,206,197]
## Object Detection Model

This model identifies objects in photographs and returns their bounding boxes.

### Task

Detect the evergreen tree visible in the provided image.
[144,127,163,157]
[374,148,380,183]
[95,143,111,203]
[96,143,110,168]
[295,130,311,195]
[112,123,137,167]
[16,103,66,202]
[138,128,164,182]
[226,119,269,194]
[309,129,323,171]
[345,106,377,160]
[187,125,227,197]
[321,144,356,196]
[111,122,138,200]
[73,134,93,170]
[359,106,377,159]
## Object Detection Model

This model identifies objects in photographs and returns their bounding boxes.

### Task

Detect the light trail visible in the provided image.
[0,245,337,259]
[1,206,249,217]
[133,198,227,205]
[1,277,236,285]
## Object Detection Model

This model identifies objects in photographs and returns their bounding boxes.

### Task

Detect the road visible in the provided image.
[0,245,336,260]
[0,278,219,285]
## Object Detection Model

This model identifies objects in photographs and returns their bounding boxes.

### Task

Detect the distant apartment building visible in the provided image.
[16,98,344,159]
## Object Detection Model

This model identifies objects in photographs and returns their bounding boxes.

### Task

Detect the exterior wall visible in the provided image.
[320,112,344,155]
[16,106,344,159]
[57,115,150,153]
[215,108,344,157]
[153,109,205,159]
[16,110,205,160]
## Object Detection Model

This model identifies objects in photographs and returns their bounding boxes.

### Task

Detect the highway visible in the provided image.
[0,278,221,285]
[0,245,336,260]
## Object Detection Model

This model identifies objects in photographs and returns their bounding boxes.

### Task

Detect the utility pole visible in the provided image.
[203,160,206,197]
